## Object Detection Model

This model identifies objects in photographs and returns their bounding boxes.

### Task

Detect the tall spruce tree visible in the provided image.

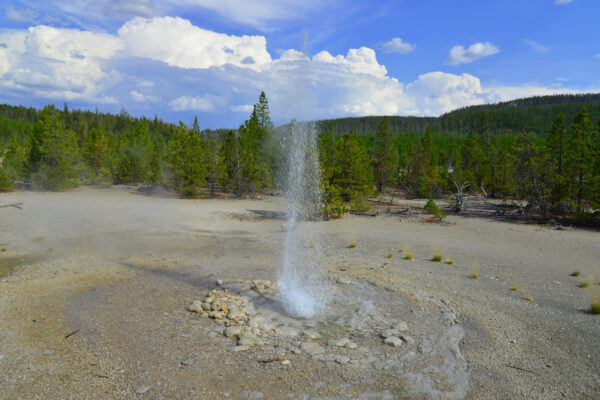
[373,117,399,192]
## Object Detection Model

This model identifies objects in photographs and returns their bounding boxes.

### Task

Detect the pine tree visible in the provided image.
[545,113,567,210]
[332,132,374,204]
[373,117,399,192]
[168,122,206,196]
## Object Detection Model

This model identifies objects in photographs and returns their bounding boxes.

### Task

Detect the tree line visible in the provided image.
[0,94,598,223]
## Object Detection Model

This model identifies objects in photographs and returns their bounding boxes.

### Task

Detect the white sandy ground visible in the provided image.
[0,186,599,399]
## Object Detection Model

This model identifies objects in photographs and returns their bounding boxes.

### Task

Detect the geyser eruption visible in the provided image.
[278,120,329,318]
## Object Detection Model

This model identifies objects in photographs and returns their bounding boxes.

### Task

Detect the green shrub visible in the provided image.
[424,198,446,220]
[590,301,600,315]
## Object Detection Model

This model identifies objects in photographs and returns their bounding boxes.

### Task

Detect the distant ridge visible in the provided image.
[311,93,600,136]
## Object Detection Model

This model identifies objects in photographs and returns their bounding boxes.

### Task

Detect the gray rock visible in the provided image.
[276,326,299,337]
[400,335,414,345]
[231,345,250,352]
[336,276,352,285]
[336,355,350,365]
[384,336,403,347]
[180,358,193,366]
[238,333,264,347]
[216,279,223,285]
[136,385,150,394]
[186,302,202,313]
[240,390,264,398]
[345,341,358,349]
[381,329,399,338]
[395,321,409,332]
[330,338,351,347]
[222,282,251,293]
[301,341,325,355]
[303,330,321,339]
[43,350,53,355]
[224,326,243,338]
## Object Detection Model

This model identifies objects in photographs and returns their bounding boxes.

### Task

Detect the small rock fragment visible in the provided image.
[381,329,399,338]
[301,341,325,355]
[336,277,352,285]
[330,338,351,347]
[384,336,403,347]
[336,355,350,365]
[136,385,150,394]
[186,302,202,313]
[224,326,243,338]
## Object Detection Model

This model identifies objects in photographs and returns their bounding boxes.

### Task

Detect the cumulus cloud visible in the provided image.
[594,54,600,59]
[230,104,254,113]
[118,17,272,70]
[445,42,499,66]
[5,6,39,23]
[130,90,159,103]
[524,39,549,53]
[381,38,416,54]
[312,47,387,78]
[169,95,226,112]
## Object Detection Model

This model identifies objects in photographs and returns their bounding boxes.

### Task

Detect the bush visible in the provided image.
[424,198,446,220]
[0,166,14,192]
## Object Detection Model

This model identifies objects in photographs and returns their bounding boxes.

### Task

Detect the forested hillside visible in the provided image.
[315,93,600,136]
[0,93,598,224]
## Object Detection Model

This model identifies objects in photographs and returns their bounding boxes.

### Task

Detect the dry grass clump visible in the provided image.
[510,286,518,291]
[571,271,580,277]
[590,301,600,315]
[432,254,442,262]
[579,281,589,288]
[523,295,533,301]
[444,259,454,265]
[264,243,271,249]
[348,242,357,249]
[404,252,414,261]
[468,257,481,280]
[471,273,479,279]
[1,248,6,252]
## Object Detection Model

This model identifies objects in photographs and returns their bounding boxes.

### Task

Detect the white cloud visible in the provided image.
[445,42,499,66]
[230,104,254,113]
[130,90,159,103]
[524,39,549,53]
[169,95,226,112]
[118,17,272,70]
[555,0,574,4]
[381,38,416,54]
[5,6,38,23]
[312,47,387,78]
[594,54,600,59]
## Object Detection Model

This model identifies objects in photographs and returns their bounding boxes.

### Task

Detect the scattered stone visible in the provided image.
[180,359,193,367]
[330,338,351,347]
[136,385,150,394]
[301,341,325,355]
[186,302,202,313]
[384,336,403,347]
[281,360,291,366]
[381,329,399,338]
[201,302,211,311]
[43,350,53,355]
[276,326,299,337]
[303,330,321,339]
[336,355,350,365]
[224,326,243,338]
[216,279,223,285]
[345,341,358,349]
[336,276,352,285]
[240,390,264,398]
[400,335,414,345]
[232,345,250,352]
[222,282,251,293]
[238,333,264,347]
[291,348,301,355]
[208,311,225,319]
[417,340,432,354]
[396,321,409,332]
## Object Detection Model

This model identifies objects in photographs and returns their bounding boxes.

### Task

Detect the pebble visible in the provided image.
[186,302,202,313]
[238,333,264,347]
[136,385,150,394]
[281,360,291,366]
[301,341,325,355]
[231,345,250,352]
[336,277,352,285]
[396,321,409,332]
[303,330,321,339]
[400,335,414,345]
[276,326,299,337]
[330,338,351,347]
[336,355,350,365]
[180,359,193,367]
[381,329,399,338]
[43,350,53,355]
[240,390,264,398]
[216,279,223,285]
[384,336,403,347]
[224,326,243,338]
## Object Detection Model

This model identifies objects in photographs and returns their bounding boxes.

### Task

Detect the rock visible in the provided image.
[136,385,150,394]
[222,283,251,293]
[345,342,358,349]
[417,340,432,354]
[43,350,53,355]
[224,326,243,338]
[301,341,325,355]
[201,302,211,311]
[330,338,351,347]
[336,277,352,285]
[336,355,350,365]
[396,321,409,332]
[281,360,291,366]
[400,335,414,345]
[216,279,223,285]
[291,348,301,355]
[240,390,264,398]
[303,330,321,339]
[381,329,399,338]
[186,302,202,313]
[180,359,193,367]
[384,336,403,347]
[238,333,264,347]
[208,311,225,319]
[276,326,299,337]
[205,296,215,304]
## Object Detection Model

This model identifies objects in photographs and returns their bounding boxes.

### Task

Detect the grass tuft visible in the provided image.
[404,253,413,261]
[571,271,580,277]
[444,259,454,265]
[523,295,533,301]
[0,248,6,252]
[579,280,589,288]
[590,301,600,315]
[264,243,270,249]
[471,273,479,279]
[510,286,518,291]
[386,253,393,259]
[432,254,442,262]
[348,242,357,249]
[398,249,403,253]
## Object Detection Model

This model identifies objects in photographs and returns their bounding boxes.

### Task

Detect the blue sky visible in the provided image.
[0,0,599,128]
